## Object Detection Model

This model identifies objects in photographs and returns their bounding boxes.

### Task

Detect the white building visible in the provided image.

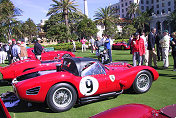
[111,0,175,33]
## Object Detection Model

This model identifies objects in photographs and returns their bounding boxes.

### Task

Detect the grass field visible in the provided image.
[0,49,176,118]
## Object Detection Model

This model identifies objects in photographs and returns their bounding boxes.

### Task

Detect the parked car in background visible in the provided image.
[27,47,75,60]
[12,57,159,112]
[91,104,176,118]
[112,42,130,50]
[0,59,62,81]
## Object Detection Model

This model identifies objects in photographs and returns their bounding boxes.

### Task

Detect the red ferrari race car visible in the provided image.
[0,59,62,81]
[91,104,176,118]
[12,57,159,112]
[27,47,75,60]
[112,42,130,50]
[0,97,11,118]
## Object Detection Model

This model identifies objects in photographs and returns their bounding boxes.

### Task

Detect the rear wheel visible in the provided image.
[46,83,77,112]
[132,70,152,94]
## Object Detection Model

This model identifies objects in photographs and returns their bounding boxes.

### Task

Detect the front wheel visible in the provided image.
[132,70,152,94]
[46,83,77,112]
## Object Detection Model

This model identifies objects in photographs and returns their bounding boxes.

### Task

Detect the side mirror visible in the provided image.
[56,64,62,72]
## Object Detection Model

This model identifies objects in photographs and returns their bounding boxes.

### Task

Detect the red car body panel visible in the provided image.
[112,42,130,50]
[0,59,62,80]
[27,48,75,60]
[12,58,159,103]
[90,104,170,118]
[0,98,11,118]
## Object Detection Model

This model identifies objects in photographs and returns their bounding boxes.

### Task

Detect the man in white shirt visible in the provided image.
[159,30,170,68]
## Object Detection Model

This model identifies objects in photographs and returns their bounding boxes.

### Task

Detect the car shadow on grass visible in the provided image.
[7,101,53,113]
[0,80,11,86]
[159,73,176,79]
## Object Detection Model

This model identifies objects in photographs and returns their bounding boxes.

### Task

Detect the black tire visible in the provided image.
[132,70,152,94]
[62,54,71,58]
[46,83,77,112]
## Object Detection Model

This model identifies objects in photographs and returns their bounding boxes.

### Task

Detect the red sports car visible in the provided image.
[0,59,62,81]
[91,104,176,118]
[112,42,130,50]
[12,57,159,112]
[27,48,75,60]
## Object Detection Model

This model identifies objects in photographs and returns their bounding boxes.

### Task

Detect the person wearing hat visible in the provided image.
[34,38,43,60]
[11,41,21,63]
[131,32,145,66]
[20,41,28,60]
[159,30,170,69]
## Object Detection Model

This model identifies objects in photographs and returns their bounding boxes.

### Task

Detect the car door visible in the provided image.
[79,62,117,97]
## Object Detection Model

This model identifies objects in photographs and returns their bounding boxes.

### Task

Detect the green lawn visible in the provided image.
[0,49,176,118]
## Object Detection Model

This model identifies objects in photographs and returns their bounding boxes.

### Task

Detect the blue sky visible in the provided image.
[12,0,119,24]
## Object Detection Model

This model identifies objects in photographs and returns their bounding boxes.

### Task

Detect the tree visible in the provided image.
[94,6,119,35]
[168,9,176,32]
[76,17,98,39]
[122,24,136,39]
[133,11,151,33]
[21,18,37,41]
[126,3,140,19]
[47,0,81,37]
[0,0,22,42]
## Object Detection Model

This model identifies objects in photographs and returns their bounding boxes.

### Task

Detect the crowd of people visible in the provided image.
[129,27,176,71]
[0,39,28,65]
[79,34,113,63]
[0,38,43,65]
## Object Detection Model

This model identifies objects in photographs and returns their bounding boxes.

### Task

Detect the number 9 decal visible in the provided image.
[79,76,99,96]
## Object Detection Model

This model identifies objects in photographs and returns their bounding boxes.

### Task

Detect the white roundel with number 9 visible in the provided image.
[79,76,99,96]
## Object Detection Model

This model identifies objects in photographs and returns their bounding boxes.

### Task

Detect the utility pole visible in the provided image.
[84,0,89,17]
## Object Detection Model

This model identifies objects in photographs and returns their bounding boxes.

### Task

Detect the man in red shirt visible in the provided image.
[131,32,145,66]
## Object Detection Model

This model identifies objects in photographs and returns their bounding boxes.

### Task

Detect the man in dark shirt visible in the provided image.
[34,38,43,60]
[148,27,157,68]
[155,31,163,61]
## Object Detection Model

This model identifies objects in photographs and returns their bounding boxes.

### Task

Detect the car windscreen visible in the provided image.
[81,62,106,77]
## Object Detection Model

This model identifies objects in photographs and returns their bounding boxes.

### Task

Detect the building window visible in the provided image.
[122,9,124,13]
[146,0,149,4]
[122,14,124,18]
[129,1,132,4]
[168,1,171,6]
[146,6,149,10]
[157,10,159,14]
[151,0,154,4]
[151,6,154,10]
[168,8,171,12]
[156,0,159,2]
[121,0,123,2]
[141,6,144,10]
[162,3,165,7]
[141,0,144,4]
[157,4,159,8]
[121,4,123,7]
[126,8,128,11]
[125,2,128,6]
[162,9,165,13]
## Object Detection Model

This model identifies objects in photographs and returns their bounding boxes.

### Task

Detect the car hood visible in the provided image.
[0,59,39,71]
[105,62,132,69]
[160,104,176,117]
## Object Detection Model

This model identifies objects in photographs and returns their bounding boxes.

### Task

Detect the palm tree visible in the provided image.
[133,11,150,32]
[94,6,118,35]
[47,0,81,35]
[168,9,176,32]
[0,0,22,41]
[127,3,140,19]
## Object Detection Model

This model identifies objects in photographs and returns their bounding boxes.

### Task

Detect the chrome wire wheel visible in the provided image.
[52,87,72,108]
[136,74,150,92]
[133,70,152,94]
